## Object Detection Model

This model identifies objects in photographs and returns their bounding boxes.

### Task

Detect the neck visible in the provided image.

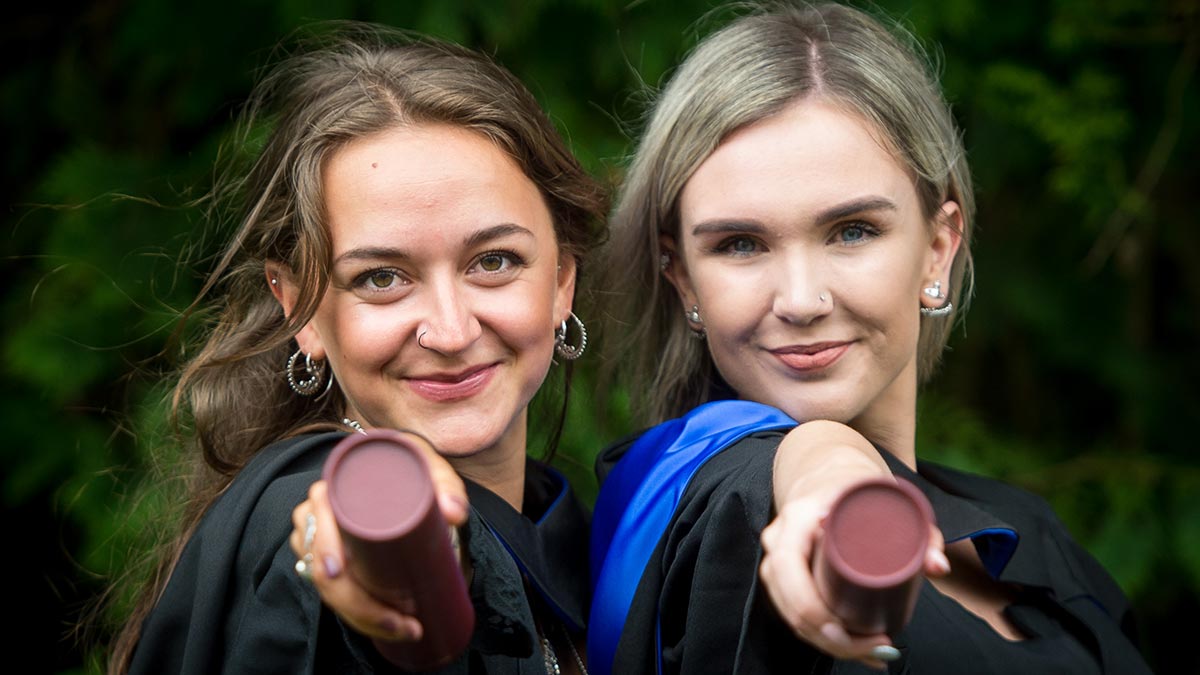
[449,409,529,512]
[848,363,918,469]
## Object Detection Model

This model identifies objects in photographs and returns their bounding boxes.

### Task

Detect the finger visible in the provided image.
[314,567,425,641]
[924,524,950,577]
[306,481,344,580]
[404,432,470,526]
[290,496,317,558]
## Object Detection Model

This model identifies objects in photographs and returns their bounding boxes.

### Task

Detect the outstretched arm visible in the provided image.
[288,448,470,643]
[760,421,948,670]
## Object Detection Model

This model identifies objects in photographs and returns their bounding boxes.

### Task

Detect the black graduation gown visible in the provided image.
[596,430,1152,675]
[129,432,589,674]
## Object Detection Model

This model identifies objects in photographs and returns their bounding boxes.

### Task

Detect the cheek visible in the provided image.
[318,304,409,372]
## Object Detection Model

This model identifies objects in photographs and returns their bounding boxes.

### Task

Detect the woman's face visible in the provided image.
[275,124,574,461]
[666,100,959,435]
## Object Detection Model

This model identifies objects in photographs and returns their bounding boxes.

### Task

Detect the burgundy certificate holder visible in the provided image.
[813,477,934,636]
[323,430,475,670]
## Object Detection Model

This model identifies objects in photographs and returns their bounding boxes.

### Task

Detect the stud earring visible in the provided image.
[660,253,671,271]
[684,304,706,338]
[920,281,953,317]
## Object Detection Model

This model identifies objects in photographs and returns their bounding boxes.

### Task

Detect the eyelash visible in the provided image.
[352,267,406,293]
[711,236,763,257]
[833,221,881,245]
[349,248,527,292]
[470,249,527,274]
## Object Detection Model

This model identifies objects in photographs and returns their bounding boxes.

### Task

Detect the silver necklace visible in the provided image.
[540,620,587,675]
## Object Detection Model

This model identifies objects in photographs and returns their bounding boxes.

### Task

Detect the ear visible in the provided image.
[265,262,326,360]
[659,234,698,309]
[553,253,578,325]
[921,201,964,304]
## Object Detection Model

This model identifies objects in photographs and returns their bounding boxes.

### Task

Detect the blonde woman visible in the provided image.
[590,4,1151,674]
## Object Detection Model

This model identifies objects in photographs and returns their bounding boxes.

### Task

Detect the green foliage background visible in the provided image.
[4,0,1196,672]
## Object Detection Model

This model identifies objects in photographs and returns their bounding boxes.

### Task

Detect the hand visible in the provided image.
[289,440,471,642]
[760,486,949,671]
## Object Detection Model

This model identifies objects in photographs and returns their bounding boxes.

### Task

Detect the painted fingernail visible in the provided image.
[929,548,951,575]
[323,555,342,579]
[871,645,901,662]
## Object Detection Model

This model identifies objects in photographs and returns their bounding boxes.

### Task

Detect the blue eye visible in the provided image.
[841,226,865,242]
[717,236,761,256]
[835,222,878,246]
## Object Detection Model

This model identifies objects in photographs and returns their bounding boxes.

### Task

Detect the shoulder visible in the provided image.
[917,458,1057,516]
[919,459,1134,622]
[131,432,348,674]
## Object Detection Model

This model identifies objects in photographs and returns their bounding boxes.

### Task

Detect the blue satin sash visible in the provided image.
[588,400,797,675]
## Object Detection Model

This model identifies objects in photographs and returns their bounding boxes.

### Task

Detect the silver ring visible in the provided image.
[295,513,317,581]
[418,330,430,350]
[302,513,317,550]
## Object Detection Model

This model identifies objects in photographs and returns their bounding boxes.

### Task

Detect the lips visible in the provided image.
[771,342,851,372]
[406,363,498,402]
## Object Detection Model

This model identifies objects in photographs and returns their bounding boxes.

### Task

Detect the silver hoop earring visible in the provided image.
[417,330,431,350]
[554,312,587,360]
[287,349,328,396]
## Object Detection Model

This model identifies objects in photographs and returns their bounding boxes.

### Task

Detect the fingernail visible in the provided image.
[323,555,342,579]
[820,622,850,643]
[930,548,951,575]
[407,619,423,641]
[871,645,901,662]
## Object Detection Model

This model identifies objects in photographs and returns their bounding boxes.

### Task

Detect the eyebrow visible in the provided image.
[463,223,534,248]
[333,223,534,265]
[689,196,898,237]
[814,196,898,225]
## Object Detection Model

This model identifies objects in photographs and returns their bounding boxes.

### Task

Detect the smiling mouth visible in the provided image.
[771,342,852,372]
[406,364,498,402]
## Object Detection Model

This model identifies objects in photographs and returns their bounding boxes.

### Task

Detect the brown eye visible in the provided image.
[369,270,394,288]
[479,254,505,272]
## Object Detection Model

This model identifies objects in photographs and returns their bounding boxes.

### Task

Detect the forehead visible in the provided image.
[679,100,919,227]
[321,124,553,250]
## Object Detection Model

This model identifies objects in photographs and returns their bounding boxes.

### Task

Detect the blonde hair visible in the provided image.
[602,2,975,424]
[108,24,605,672]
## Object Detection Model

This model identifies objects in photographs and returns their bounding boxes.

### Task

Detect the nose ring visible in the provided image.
[418,330,430,350]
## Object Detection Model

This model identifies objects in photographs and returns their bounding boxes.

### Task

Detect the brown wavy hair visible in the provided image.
[105,23,606,673]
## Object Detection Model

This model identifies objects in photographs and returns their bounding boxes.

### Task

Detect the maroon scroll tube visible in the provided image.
[812,477,935,636]
[323,430,475,670]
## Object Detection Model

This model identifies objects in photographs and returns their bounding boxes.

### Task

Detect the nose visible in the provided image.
[416,275,482,354]
[771,249,832,325]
